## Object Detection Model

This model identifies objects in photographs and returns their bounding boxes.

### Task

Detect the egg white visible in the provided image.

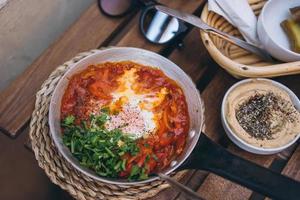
[105,68,167,139]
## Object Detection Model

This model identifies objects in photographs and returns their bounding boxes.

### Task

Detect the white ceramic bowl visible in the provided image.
[257,0,300,62]
[221,78,300,155]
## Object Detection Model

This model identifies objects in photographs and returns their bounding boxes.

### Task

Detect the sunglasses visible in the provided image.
[98,0,187,45]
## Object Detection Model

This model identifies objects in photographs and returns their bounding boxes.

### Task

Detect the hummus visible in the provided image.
[225,79,300,148]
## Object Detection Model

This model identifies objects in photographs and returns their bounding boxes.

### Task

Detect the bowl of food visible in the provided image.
[221,78,300,154]
[257,0,300,62]
[49,47,204,184]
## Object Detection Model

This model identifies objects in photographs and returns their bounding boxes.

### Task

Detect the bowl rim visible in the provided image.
[259,0,300,57]
[221,78,300,154]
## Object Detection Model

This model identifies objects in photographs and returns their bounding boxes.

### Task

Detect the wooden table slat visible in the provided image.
[281,145,300,182]
[175,170,208,200]
[0,2,134,137]
[201,69,236,142]
[150,170,197,200]
[197,145,275,200]
[264,145,300,200]
[167,29,210,82]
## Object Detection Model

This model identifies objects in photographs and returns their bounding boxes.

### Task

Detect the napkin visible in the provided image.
[208,0,260,46]
[0,0,8,10]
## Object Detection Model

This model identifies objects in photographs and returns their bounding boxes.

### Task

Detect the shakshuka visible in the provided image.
[61,61,189,178]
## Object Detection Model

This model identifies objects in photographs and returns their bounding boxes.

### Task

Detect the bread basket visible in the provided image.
[200,0,300,78]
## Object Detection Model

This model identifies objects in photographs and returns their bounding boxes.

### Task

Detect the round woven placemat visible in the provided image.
[29,49,205,200]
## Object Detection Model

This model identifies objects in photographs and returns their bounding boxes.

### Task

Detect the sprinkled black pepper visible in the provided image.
[235,92,298,140]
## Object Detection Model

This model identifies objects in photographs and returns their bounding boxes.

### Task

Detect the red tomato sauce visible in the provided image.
[61,61,189,176]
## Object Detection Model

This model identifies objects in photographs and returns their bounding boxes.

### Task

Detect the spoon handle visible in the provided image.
[155,5,274,62]
[158,173,204,200]
[205,27,273,62]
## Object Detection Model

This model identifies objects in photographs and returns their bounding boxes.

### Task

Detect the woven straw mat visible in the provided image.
[29,49,205,200]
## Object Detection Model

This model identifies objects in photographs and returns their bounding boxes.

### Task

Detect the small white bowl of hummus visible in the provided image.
[221,78,300,155]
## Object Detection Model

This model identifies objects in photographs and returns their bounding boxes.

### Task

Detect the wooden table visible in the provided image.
[1,1,300,199]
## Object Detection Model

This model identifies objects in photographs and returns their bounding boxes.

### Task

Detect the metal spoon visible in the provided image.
[155,5,274,62]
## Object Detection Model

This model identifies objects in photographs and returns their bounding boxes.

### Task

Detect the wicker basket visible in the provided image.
[200,0,300,78]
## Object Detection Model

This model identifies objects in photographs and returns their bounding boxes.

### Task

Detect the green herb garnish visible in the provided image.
[63,115,75,125]
[100,107,110,114]
[128,164,148,180]
[62,113,148,180]
[152,154,159,161]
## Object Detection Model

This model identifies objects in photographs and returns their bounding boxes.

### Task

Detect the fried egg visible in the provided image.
[105,68,167,139]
